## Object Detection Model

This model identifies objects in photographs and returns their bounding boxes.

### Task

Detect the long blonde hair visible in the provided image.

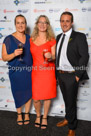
[31,15,55,41]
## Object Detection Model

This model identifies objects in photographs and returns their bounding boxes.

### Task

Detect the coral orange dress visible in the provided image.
[30,38,56,100]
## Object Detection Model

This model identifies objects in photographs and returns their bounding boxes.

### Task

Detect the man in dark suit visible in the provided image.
[56,11,89,136]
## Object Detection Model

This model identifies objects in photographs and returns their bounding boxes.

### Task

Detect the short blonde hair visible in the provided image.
[31,15,55,41]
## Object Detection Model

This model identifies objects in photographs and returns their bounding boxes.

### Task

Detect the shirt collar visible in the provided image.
[63,28,72,37]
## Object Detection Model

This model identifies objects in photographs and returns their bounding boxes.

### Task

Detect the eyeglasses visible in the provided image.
[38,21,48,25]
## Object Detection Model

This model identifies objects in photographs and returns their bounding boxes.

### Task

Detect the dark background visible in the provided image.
[0,110,91,136]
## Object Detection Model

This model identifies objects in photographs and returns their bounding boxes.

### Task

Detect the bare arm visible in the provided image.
[50,44,56,60]
[2,43,23,61]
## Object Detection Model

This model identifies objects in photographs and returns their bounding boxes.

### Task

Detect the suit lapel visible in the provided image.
[68,30,76,46]
[56,34,62,64]
[56,33,62,46]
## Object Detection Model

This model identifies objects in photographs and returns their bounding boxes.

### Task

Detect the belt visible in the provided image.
[58,70,75,74]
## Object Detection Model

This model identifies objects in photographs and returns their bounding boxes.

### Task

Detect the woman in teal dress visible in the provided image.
[2,15,32,125]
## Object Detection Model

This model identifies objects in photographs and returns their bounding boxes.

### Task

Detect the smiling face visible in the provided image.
[37,17,48,32]
[60,14,73,33]
[15,16,26,33]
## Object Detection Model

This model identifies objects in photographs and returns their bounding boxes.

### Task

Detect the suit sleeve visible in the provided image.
[75,33,89,79]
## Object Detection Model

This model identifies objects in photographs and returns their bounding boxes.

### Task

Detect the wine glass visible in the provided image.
[43,49,48,64]
[18,43,23,61]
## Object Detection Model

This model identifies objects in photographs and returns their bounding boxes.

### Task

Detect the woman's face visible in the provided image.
[15,17,26,33]
[37,17,48,32]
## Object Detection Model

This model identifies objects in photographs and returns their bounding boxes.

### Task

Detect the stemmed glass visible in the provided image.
[18,43,23,61]
[43,49,48,64]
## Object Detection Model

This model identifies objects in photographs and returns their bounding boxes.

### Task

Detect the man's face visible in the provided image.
[60,14,73,33]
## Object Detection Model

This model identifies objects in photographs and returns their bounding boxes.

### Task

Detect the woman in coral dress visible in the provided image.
[30,15,56,129]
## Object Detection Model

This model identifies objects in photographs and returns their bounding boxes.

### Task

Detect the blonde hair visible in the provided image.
[31,15,55,41]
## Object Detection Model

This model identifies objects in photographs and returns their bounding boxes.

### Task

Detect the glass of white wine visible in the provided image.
[18,43,23,61]
[43,49,48,64]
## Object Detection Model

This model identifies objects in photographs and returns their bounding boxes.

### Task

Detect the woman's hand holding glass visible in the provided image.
[43,49,52,64]
[44,52,52,60]
[13,43,23,61]
[14,48,23,57]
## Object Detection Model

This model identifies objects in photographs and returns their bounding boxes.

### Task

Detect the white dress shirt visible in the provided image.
[57,28,74,71]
